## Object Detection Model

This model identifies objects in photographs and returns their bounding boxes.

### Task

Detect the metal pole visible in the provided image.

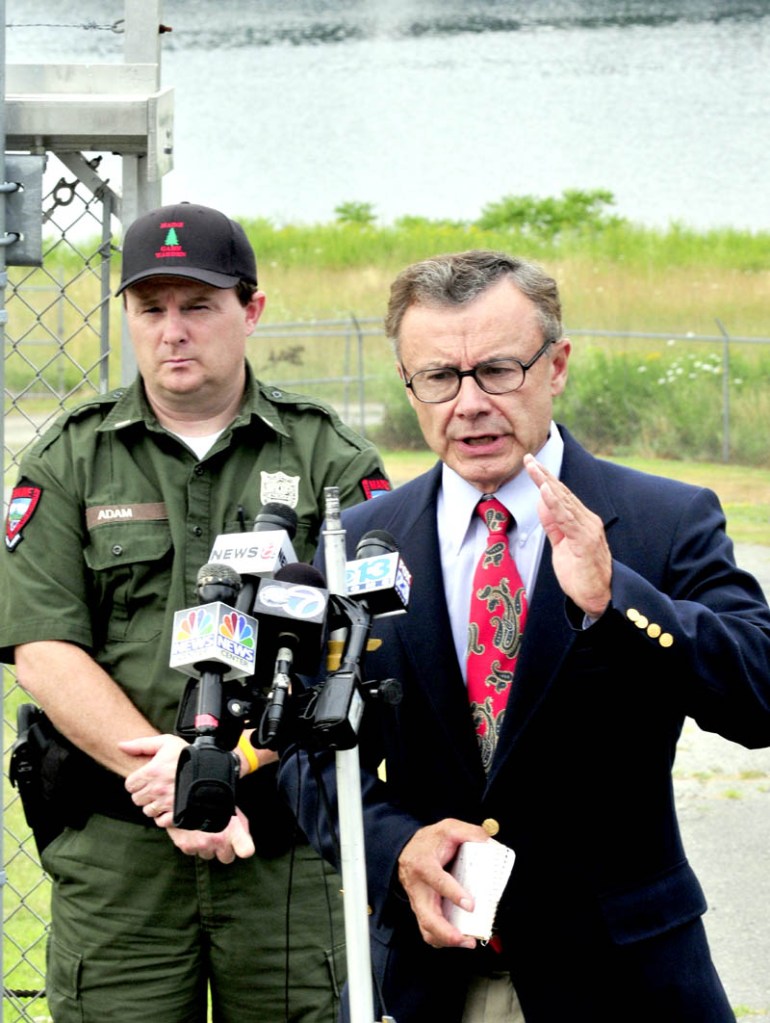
[322,487,377,1023]
[352,313,366,437]
[100,192,113,392]
[120,0,165,385]
[1,0,8,1002]
[716,318,731,464]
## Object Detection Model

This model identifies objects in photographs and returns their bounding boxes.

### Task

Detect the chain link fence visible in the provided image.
[3,156,116,1022]
[0,156,396,1022]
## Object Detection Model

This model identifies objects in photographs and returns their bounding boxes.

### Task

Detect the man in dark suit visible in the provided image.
[281,250,770,1022]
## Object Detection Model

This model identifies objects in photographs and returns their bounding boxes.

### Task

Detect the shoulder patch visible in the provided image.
[6,483,43,551]
[361,476,392,500]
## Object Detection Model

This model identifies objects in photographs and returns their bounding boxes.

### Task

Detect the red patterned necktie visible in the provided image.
[466,497,528,772]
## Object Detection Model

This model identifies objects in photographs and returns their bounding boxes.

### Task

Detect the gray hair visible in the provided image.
[384,249,563,355]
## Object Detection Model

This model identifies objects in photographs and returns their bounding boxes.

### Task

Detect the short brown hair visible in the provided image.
[384,250,563,355]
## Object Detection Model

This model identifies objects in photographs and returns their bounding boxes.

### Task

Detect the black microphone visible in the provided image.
[205,502,299,614]
[172,564,254,832]
[192,564,244,732]
[238,501,299,608]
[253,502,299,537]
[311,530,410,749]
[197,562,242,605]
[254,562,329,748]
[170,562,258,726]
[355,529,397,559]
[170,562,249,686]
[345,529,412,617]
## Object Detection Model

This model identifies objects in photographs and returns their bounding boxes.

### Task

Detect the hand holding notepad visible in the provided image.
[441,838,516,940]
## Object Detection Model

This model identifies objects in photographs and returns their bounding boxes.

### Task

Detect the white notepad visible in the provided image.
[442,839,516,940]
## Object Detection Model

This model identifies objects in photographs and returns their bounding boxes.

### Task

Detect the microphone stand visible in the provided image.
[322,487,383,1023]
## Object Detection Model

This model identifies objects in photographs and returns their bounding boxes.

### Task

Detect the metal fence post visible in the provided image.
[120,0,167,385]
[716,318,731,464]
[1,0,8,1000]
[351,314,366,438]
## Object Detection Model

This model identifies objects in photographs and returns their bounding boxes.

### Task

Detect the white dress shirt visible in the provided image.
[437,424,564,683]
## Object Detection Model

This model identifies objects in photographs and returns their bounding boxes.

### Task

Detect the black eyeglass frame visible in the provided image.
[401,339,554,404]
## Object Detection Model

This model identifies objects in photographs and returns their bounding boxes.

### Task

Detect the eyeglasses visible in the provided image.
[402,340,553,404]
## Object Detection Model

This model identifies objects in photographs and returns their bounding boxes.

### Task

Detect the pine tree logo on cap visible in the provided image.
[116,202,258,295]
[157,221,187,260]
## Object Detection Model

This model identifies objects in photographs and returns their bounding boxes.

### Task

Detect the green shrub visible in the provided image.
[556,343,769,465]
[475,188,622,239]
[334,201,377,225]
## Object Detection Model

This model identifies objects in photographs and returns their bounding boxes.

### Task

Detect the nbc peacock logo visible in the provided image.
[176,608,215,642]
[219,612,255,649]
[170,603,257,678]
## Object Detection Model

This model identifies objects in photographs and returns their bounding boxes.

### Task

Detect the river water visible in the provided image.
[5,0,770,230]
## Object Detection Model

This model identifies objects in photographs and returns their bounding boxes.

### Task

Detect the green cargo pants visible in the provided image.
[40,813,345,1022]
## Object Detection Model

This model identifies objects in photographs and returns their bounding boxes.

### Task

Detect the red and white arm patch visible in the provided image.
[5,483,43,551]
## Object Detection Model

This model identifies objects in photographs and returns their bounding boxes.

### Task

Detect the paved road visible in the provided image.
[676,544,770,1020]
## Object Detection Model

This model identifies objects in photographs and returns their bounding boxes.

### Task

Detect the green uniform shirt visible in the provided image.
[0,364,389,733]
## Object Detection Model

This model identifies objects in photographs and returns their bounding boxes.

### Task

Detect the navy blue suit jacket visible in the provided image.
[284,427,770,1022]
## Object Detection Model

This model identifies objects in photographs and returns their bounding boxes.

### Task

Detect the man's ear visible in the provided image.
[246,291,266,331]
[550,338,571,397]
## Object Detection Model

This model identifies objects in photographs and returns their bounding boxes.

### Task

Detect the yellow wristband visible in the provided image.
[237,733,260,775]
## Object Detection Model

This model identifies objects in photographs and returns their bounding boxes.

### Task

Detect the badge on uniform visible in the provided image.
[260,471,300,509]
[6,483,43,551]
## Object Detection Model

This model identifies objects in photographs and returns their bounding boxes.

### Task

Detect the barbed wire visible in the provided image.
[6,19,125,33]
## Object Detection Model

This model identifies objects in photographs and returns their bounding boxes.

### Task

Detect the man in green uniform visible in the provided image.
[0,202,390,1022]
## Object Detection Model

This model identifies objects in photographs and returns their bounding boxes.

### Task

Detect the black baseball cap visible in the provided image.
[116,201,258,295]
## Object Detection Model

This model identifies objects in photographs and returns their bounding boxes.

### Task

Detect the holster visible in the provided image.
[9,703,94,856]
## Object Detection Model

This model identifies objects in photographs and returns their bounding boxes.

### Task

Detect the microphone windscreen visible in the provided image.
[254,502,298,539]
[197,562,242,589]
[355,529,398,559]
[275,562,327,588]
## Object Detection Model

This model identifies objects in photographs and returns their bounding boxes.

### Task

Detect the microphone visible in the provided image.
[254,502,299,537]
[207,502,299,614]
[311,530,409,749]
[255,562,329,748]
[197,561,241,604]
[355,529,396,559]
[345,529,412,617]
[169,563,258,688]
[171,564,259,832]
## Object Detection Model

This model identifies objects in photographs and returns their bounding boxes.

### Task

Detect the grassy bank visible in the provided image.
[240,198,770,337]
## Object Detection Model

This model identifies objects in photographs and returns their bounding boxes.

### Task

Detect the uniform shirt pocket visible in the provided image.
[83,522,173,644]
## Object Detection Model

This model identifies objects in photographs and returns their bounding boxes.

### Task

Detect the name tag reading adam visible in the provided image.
[209,530,297,577]
[345,551,412,617]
